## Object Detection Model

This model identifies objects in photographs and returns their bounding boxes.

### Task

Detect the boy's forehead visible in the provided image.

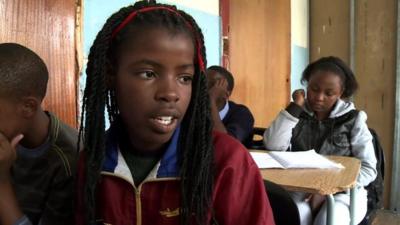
[0,94,19,104]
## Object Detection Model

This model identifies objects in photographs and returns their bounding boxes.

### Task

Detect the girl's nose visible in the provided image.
[155,77,179,103]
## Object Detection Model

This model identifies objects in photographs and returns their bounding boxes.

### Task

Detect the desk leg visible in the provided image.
[327,194,335,225]
[350,187,356,225]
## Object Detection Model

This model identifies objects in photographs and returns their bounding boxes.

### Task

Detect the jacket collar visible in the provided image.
[102,122,181,183]
[304,99,355,118]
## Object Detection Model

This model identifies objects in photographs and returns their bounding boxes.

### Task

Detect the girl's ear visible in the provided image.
[18,97,40,119]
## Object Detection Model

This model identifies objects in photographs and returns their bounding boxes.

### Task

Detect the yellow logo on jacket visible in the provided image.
[160,208,180,217]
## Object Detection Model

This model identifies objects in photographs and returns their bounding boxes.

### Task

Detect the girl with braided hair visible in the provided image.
[75,1,275,225]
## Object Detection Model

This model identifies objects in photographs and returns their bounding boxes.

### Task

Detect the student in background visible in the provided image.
[206,66,255,147]
[263,56,377,225]
[0,43,78,225]
[75,1,275,225]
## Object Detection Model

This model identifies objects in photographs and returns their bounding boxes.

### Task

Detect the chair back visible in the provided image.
[359,128,385,225]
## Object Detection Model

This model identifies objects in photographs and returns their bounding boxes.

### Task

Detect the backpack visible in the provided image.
[361,128,385,224]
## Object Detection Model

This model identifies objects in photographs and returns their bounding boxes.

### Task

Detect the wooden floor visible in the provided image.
[371,210,400,225]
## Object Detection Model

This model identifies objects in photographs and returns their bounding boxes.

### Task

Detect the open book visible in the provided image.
[250,150,344,169]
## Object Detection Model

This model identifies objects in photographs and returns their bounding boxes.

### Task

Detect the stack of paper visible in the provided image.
[250,150,344,169]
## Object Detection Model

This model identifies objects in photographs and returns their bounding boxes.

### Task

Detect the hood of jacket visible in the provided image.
[304,98,355,118]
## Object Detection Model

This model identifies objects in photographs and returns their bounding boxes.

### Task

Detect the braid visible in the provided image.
[79,1,214,224]
[175,9,214,225]
[80,5,141,224]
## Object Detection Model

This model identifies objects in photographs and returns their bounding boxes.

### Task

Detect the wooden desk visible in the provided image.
[259,155,361,225]
[260,156,361,195]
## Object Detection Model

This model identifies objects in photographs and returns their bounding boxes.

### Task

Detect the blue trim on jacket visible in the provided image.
[102,123,180,177]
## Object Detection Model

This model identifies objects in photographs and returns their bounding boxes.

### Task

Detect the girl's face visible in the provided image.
[306,70,344,115]
[110,27,195,152]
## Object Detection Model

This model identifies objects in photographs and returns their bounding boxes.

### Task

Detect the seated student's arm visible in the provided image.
[263,102,303,151]
[212,133,275,225]
[351,111,377,186]
[0,133,28,225]
[210,99,228,134]
[209,78,229,134]
[223,104,255,143]
[0,180,27,225]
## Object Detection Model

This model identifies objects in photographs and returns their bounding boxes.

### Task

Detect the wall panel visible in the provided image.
[0,0,78,127]
[354,0,397,207]
[229,0,290,127]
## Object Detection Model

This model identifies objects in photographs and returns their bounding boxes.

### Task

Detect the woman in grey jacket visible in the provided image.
[264,56,377,225]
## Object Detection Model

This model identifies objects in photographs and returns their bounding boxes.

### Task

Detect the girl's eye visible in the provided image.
[137,71,156,79]
[178,74,193,85]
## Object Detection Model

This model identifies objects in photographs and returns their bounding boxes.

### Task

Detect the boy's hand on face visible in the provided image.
[292,89,305,107]
[208,78,229,104]
[0,133,23,182]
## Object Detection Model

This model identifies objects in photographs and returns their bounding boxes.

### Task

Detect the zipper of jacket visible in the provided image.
[134,178,180,225]
[100,172,141,225]
[135,185,142,225]
[100,172,180,225]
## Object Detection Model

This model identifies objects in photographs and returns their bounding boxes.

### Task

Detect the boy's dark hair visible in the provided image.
[207,65,234,91]
[79,1,214,225]
[0,43,48,99]
[301,56,358,98]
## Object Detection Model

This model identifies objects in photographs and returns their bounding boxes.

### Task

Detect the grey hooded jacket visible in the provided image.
[263,99,377,186]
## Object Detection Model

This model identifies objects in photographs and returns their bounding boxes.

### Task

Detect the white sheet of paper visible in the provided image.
[250,152,284,169]
[269,150,344,169]
[250,150,344,169]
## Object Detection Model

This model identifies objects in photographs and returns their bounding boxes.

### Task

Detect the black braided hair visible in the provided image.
[301,56,359,98]
[79,1,214,225]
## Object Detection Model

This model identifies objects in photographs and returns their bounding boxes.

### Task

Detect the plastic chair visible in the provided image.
[264,180,300,225]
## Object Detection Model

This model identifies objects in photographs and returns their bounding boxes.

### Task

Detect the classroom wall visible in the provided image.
[310,0,397,208]
[291,0,309,93]
[83,0,220,67]
[228,0,291,128]
[354,0,397,209]
[310,0,350,63]
[164,0,219,19]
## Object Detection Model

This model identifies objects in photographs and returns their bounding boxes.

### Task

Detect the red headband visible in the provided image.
[111,6,205,71]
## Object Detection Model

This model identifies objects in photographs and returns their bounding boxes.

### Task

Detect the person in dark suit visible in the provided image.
[206,66,255,147]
